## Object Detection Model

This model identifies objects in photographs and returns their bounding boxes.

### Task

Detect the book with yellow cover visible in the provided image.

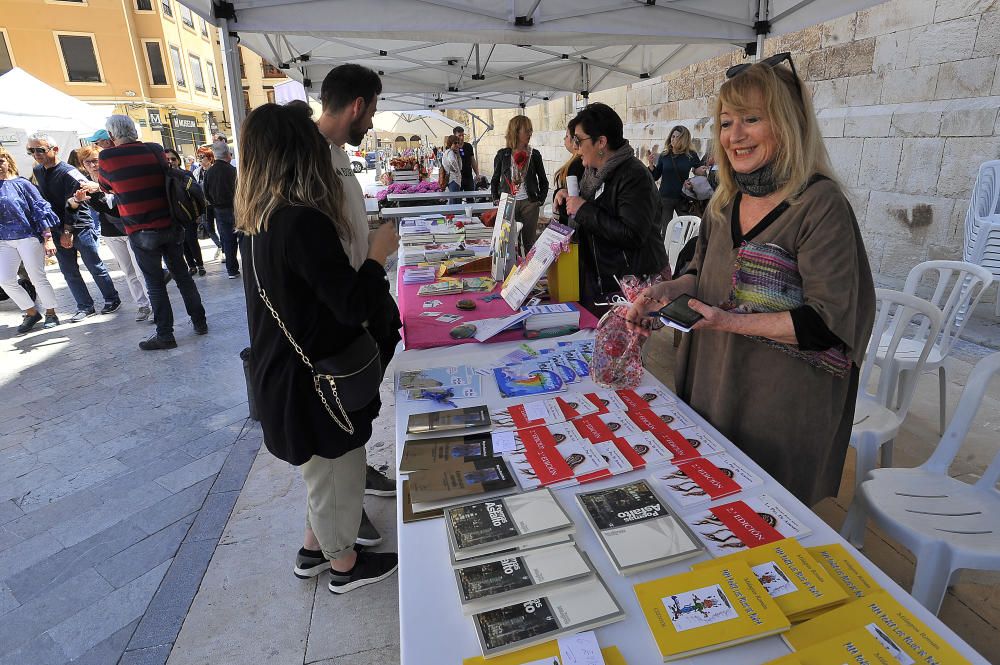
[692,538,848,621]
[805,543,881,601]
[783,591,974,665]
[634,560,790,661]
[462,643,627,665]
[766,624,919,665]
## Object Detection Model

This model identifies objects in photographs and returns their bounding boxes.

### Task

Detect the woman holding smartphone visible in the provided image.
[628,54,875,507]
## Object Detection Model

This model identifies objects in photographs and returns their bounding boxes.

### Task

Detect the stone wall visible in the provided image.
[465,0,1000,291]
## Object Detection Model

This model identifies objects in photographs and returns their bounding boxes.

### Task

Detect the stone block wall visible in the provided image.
[464,0,1000,292]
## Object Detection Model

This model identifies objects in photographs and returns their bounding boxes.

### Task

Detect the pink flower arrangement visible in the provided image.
[375,180,444,201]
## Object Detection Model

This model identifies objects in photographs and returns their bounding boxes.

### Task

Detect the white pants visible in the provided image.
[103,236,149,308]
[0,237,58,312]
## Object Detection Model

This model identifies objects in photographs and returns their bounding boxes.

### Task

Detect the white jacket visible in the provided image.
[441,149,463,185]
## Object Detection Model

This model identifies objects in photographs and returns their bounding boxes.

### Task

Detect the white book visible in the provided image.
[505,437,609,491]
[682,493,813,557]
[652,452,764,511]
[575,480,703,575]
[449,532,576,568]
[445,488,574,557]
[615,431,678,467]
[454,544,596,614]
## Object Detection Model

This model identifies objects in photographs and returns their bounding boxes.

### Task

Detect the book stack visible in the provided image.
[402,266,437,284]
[406,457,517,513]
[522,303,581,331]
[652,452,763,511]
[576,479,704,575]
[680,494,812,557]
[462,222,493,253]
[417,279,464,296]
[499,423,609,490]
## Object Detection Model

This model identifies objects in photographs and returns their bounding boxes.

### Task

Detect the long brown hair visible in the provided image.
[505,115,532,150]
[666,125,693,155]
[235,103,348,240]
[706,62,835,221]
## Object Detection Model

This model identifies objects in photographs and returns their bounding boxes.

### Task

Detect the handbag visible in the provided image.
[250,234,382,434]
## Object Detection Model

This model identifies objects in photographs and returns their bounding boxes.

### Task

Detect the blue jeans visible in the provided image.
[214,208,240,276]
[199,214,221,248]
[54,228,120,311]
[447,181,462,192]
[129,228,206,338]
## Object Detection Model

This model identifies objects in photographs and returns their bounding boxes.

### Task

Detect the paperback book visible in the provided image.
[407,457,518,513]
[652,452,763,510]
[406,405,491,436]
[445,488,574,556]
[503,425,608,490]
[682,494,813,557]
[574,438,645,484]
[398,433,496,473]
[450,533,577,568]
[401,480,444,523]
[805,543,882,601]
[396,365,475,391]
[576,480,702,574]
[471,575,624,658]
[626,411,725,462]
[571,411,643,443]
[491,422,587,454]
[454,543,596,614]
[615,431,681,468]
[489,394,598,432]
[633,561,790,661]
[493,366,566,399]
[766,625,916,665]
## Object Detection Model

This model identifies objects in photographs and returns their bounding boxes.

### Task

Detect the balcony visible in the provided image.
[262,63,284,79]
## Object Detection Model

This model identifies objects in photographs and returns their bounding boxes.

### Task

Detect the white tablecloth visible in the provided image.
[393,335,988,665]
[380,202,496,219]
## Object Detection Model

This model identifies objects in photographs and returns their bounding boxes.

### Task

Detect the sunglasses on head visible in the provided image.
[726,51,803,99]
[27,147,52,155]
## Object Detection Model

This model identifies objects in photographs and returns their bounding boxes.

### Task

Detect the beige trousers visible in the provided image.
[300,446,366,560]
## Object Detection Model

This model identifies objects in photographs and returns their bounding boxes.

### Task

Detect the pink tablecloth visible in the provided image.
[398,267,599,350]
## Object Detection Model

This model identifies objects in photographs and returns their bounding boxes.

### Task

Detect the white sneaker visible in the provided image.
[213,248,222,261]
[135,305,152,322]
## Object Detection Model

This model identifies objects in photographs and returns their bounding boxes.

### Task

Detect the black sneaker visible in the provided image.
[198,267,206,276]
[43,313,60,329]
[163,270,173,285]
[227,272,240,280]
[17,311,42,334]
[139,334,178,351]
[365,464,396,497]
[356,509,382,547]
[193,320,208,335]
[293,547,328,579]
[100,300,122,315]
[328,550,398,594]
[188,267,198,275]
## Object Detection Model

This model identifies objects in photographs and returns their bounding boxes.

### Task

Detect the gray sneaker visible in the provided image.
[135,305,152,322]
[70,308,96,323]
[365,464,396,497]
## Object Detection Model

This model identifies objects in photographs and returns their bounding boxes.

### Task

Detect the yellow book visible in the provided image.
[806,543,881,600]
[462,642,626,665]
[767,625,921,665]
[692,538,849,621]
[634,560,790,662]
[783,591,974,665]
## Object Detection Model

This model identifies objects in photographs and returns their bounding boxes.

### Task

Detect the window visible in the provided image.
[238,48,245,78]
[168,44,185,87]
[206,61,218,96]
[161,0,172,18]
[262,62,283,78]
[200,18,208,37]
[265,88,275,104]
[242,88,250,113]
[188,53,205,92]
[180,6,194,28]
[56,33,103,83]
[142,40,168,85]
[0,30,13,76]
[134,0,153,10]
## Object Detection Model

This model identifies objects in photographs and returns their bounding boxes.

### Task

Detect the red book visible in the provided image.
[709,501,784,549]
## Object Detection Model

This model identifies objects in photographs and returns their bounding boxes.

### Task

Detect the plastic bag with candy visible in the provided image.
[591,274,663,389]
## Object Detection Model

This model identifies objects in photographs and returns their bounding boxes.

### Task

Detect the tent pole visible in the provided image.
[214,5,245,156]
[754,0,769,63]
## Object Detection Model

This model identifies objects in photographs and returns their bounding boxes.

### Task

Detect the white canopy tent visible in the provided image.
[177,0,886,142]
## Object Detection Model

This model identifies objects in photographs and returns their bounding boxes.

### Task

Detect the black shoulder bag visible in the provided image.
[250,233,382,435]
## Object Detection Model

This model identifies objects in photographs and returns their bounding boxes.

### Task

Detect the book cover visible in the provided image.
[574,439,640,484]
[783,592,973,665]
[806,543,882,601]
[446,488,574,554]
[576,480,702,574]
[462,643,627,665]
[652,452,763,510]
[454,544,595,614]
[408,457,517,508]
[407,405,491,435]
[626,411,722,462]
[571,411,643,443]
[472,576,624,657]
[634,561,790,661]
[613,386,678,411]
[396,365,474,391]
[492,422,587,455]
[504,426,608,490]
[401,480,444,523]
[493,366,565,398]
[490,395,598,432]
[636,404,696,431]
[692,538,849,621]
[398,434,495,473]
[450,533,576,568]
[683,494,812,557]
[614,431,678,468]
[766,625,914,665]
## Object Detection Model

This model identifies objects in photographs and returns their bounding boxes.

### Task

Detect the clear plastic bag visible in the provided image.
[591,274,663,389]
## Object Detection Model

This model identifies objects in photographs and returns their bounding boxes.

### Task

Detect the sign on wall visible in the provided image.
[148,109,163,131]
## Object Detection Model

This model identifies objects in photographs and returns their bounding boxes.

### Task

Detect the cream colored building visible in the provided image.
[238,46,286,113]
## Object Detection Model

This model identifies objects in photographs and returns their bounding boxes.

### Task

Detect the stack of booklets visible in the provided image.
[406,456,517,513]
[625,410,726,463]
[397,365,481,401]
[417,278,463,296]
[406,405,492,438]
[804,543,882,601]
[692,538,849,622]
[680,494,812,557]
[576,479,703,574]
[499,423,610,490]
[402,266,437,284]
[652,452,763,511]
[522,303,581,331]
[489,394,599,431]
[462,641,627,665]
[633,560,791,661]
[444,489,576,566]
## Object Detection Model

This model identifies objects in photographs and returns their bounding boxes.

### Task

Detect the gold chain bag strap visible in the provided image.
[250,234,382,435]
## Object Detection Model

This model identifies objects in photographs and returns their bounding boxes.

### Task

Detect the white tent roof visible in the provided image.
[0,68,110,133]
[184,0,884,110]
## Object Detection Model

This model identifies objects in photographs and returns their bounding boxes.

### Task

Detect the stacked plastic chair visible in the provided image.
[964,160,1000,316]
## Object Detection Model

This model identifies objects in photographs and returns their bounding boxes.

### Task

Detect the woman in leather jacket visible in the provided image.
[553,103,666,311]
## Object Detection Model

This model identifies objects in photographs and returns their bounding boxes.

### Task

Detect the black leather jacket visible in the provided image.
[490,148,549,203]
[573,156,666,305]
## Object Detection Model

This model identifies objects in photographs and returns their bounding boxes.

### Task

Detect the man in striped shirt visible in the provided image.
[98,115,207,351]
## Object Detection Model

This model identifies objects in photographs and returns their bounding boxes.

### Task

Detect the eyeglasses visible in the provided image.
[26,147,52,155]
[83,159,100,166]
[726,51,802,100]
[572,135,594,148]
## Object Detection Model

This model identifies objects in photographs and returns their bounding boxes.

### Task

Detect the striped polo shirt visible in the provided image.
[97,142,172,233]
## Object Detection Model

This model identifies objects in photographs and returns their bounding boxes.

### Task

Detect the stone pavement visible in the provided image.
[0,238,259,665]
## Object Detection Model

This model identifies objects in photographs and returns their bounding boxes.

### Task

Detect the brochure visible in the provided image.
[493,366,565,398]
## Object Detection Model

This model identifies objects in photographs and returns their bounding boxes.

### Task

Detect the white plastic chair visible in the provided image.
[664,215,701,274]
[875,261,993,434]
[850,289,943,489]
[963,161,1000,315]
[840,351,1000,615]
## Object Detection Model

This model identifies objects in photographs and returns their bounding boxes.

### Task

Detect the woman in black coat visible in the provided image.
[235,102,400,594]
[490,115,549,251]
[553,103,667,310]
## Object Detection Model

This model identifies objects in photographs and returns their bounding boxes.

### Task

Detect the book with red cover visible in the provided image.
[490,394,599,432]
[626,410,722,462]
[572,412,642,443]
[504,424,608,490]
[575,438,647,484]
[682,494,812,557]
[652,452,763,510]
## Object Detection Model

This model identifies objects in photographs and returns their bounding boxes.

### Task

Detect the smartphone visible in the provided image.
[655,294,704,333]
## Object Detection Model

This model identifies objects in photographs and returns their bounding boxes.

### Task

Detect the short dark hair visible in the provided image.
[453,126,464,135]
[163,148,182,163]
[567,117,579,134]
[572,102,625,150]
[320,64,382,112]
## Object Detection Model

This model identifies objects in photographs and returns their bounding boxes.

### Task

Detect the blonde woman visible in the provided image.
[0,146,60,333]
[647,124,707,222]
[629,53,875,506]
[551,118,585,226]
[235,103,400,594]
[490,115,548,250]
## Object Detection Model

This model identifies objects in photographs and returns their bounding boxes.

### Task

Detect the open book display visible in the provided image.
[501,221,575,310]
